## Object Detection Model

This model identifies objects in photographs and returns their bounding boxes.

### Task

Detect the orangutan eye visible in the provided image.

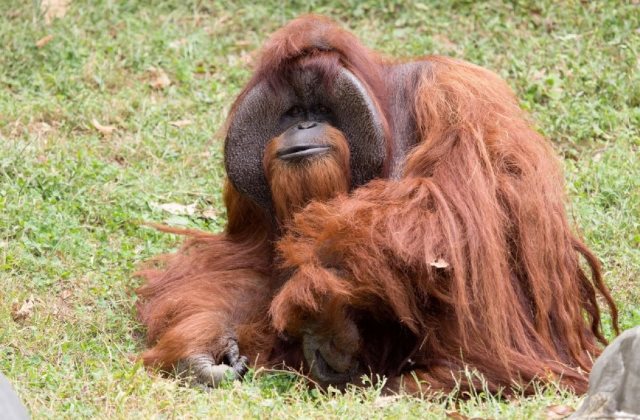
[316,104,330,114]
[287,106,304,117]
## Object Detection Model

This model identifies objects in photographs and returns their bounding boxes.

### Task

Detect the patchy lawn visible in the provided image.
[1,0,638,418]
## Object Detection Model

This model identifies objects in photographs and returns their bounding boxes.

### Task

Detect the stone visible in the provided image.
[571,326,640,419]
[0,372,29,419]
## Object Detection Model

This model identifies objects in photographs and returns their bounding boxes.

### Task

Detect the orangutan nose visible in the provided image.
[298,121,318,130]
[303,334,358,384]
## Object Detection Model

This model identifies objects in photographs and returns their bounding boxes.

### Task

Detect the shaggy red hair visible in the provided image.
[136,15,618,395]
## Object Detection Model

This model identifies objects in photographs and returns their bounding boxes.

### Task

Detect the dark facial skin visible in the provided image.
[278,103,333,129]
[225,67,387,210]
[301,318,360,385]
[276,122,333,162]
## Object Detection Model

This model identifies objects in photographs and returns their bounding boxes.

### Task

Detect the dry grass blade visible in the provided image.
[169,119,193,128]
[92,119,116,136]
[91,119,117,137]
[35,34,54,48]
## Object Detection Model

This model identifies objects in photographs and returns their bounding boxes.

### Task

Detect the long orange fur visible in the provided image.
[136,15,618,395]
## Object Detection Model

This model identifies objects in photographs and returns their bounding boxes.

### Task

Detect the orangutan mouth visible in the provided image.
[277,144,331,161]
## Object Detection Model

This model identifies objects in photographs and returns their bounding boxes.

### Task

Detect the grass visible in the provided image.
[0,0,638,417]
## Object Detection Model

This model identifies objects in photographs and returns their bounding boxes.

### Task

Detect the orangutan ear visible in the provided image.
[224,67,387,210]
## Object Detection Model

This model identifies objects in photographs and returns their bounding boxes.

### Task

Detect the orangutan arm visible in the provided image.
[136,182,277,386]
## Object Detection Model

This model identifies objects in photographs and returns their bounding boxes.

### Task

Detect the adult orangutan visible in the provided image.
[136,15,619,395]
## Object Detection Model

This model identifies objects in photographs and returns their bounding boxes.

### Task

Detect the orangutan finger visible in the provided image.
[177,354,244,387]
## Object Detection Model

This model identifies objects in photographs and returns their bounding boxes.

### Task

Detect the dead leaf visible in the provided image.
[41,0,69,25]
[430,258,450,269]
[60,289,73,300]
[201,208,218,220]
[30,121,53,139]
[169,119,193,128]
[11,295,36,322]
[154,202,197,216]
[41,289,74,321]
[545,405,575,419]
[113,154,126,166]
[148,67,171,89]
[36,34,54,48]
[92,119,116,136]
[52,299,73,320]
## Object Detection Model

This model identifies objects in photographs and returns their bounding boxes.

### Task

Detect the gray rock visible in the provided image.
[571,326,640,419]
[0,372,29,420]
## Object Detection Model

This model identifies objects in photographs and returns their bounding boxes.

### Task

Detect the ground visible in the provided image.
[0,0,638,418]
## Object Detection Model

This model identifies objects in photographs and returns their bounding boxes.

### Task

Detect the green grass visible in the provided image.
[1,0,638,417]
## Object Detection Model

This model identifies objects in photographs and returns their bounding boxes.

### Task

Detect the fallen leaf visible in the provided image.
[92,119,116,136]
[36,34,54,48]
[60,289,73,300]
[30,121,53,139]
[113,154,126,166]
[154,202,197,216]
[201,208,217,220]
[430,258,450,269]
[52,296,73,320]
[41,0,69,25]
[11,295,36,322]
[545,405,575,419]
[169,119,193,128]
[148,67,171,89]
